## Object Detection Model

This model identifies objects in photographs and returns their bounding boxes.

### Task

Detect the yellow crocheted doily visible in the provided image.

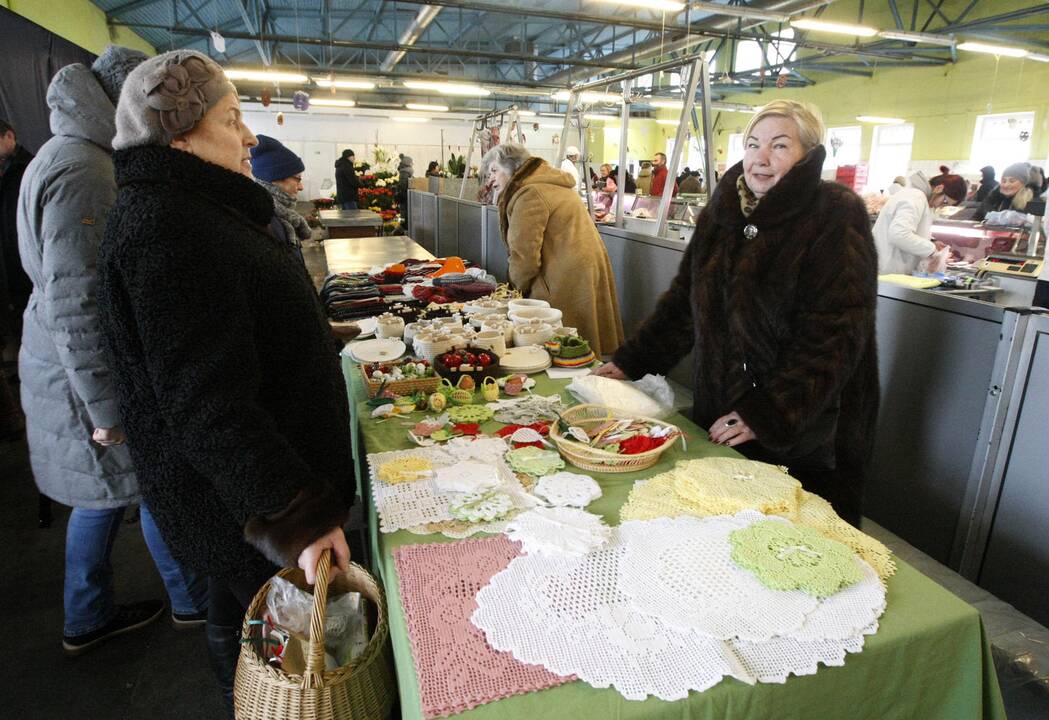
[377,457,433,484]
[671,458,802,516]
[619,460,896,581]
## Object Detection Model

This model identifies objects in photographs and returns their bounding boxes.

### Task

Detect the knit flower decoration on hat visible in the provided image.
[143,54,215,135]
[729,518,862,598]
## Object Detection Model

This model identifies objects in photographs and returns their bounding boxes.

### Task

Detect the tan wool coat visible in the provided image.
[499,158,625,357]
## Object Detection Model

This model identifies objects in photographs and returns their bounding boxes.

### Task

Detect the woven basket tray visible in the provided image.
[234,553,395,720]
[359,361,441,398]
[549,404,681,474]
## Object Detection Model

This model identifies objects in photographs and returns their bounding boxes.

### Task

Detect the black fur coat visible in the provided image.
[98,146,352,579]
[614,146,878,514]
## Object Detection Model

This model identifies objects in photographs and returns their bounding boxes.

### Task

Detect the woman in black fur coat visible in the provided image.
[97,50,352,712]
[595,100,878,526]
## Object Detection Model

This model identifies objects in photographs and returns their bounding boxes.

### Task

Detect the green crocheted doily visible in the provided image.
[449,490,513,523]
[729,519,862,598]
[446,404,494,424]
[506,446,565,476]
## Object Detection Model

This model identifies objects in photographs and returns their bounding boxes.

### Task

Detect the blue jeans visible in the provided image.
[340,200,358,210]
[64,504,207,636]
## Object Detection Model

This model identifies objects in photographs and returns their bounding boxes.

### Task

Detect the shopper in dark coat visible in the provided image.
[975,165,997,203]
[596,100,878,526]
[335,148,359,209]
[0,119,33,347]
[99,50,352,712]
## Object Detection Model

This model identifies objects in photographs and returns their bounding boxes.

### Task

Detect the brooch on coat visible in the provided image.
[743,224,759,240]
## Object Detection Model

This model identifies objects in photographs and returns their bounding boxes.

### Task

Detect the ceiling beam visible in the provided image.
[107,22,641,70]
[234,0,270,66]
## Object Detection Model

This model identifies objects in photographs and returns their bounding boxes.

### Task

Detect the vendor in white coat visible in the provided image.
[560,146,581,189]
[873,170,946,275]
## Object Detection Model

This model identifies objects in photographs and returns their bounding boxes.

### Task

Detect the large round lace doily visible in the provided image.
[671,458,802,515]
[617,513,817,641]
[472,523,880,701]
[533,471,602,507]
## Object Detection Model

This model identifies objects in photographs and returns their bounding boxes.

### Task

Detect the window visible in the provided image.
[825,126,862,169]
[867,123,915,193]
[733,29,796,74]
[969,112,1035,177]
[726,132,745,169]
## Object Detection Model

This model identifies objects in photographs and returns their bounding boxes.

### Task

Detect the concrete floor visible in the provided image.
[0,429,229,719]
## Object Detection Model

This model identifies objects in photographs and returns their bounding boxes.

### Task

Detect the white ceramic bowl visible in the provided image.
[509,307,563,326]
[507,298,551,314]
[513,323,553,347]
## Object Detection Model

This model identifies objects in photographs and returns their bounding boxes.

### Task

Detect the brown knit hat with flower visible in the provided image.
[113,49,236,150]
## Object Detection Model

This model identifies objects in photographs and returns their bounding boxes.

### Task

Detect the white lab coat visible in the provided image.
[872,187,935,275]
[560,158,580,189]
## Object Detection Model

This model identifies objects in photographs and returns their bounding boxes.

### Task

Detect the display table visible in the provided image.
[319,208,384,238]
[341,364,1005,720]
[324,235,435,275]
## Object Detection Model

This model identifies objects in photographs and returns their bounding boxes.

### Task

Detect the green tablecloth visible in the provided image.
[342,358,1006,720]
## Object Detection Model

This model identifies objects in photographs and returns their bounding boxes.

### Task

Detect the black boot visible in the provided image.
[205,622,241,719]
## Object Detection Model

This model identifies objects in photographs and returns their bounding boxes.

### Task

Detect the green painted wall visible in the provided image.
[2,0,154,55]
[711,0,1049,168]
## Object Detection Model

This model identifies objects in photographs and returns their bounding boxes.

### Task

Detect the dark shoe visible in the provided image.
[172,609,208,630]
[62,599,165,657]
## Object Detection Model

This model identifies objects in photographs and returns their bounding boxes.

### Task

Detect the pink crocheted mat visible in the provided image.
[394,536,574,718]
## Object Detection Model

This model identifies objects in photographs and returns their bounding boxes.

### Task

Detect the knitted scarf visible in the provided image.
[736,174,761,217]
[256,179,312,246]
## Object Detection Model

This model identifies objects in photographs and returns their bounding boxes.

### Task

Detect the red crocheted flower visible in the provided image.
[618,435,666,455]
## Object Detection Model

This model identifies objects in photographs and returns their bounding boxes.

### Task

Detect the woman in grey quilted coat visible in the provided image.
[17,46,206,657]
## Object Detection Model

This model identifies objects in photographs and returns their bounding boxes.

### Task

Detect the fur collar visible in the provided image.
[713,145,827,230]
[498,156,546,238]
[113,145,274,228]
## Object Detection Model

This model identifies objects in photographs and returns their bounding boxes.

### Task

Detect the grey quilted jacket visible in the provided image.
[17,63,136,508]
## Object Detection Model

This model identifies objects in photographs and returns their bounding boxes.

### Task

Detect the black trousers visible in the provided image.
[1034,279,1049,310]
[789,465,864,528]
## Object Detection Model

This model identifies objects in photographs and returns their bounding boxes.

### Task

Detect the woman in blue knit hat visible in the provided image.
[250,134,311,264]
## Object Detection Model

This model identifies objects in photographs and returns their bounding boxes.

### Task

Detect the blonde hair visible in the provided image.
[1011,186,1034,212]
[600,163,613,175]
[744,100,826,151]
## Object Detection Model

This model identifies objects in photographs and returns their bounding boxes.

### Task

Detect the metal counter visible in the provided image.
[322,235,434,275]
[318,209,383,238]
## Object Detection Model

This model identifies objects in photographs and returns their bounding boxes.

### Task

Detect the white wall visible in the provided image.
[240,105,560,200]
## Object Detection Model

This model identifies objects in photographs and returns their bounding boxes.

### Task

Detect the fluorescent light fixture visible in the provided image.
[1027,52,1049,63]
[405,102,449,112]
[224,69,308,84]
[712,102,761,113]
[403,80,491,96]
[311,98,357,108]
[791,18,878,37]
[312,77,376,89]
[649,99,684,109]
[856,115,906,124]
[515,109,537,116]
[877,30,955,47]
[594,0,685,11]
[690,1,789,22]
[552,90,623,103]
[958,41,1028,58]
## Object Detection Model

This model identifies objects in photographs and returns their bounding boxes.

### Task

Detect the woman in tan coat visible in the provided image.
[483,144,624,356]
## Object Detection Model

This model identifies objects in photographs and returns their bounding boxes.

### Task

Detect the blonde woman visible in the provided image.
[973,161,1035,221]
[595,100,878,526]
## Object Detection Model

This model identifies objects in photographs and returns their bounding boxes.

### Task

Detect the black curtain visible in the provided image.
[0,7,96,154]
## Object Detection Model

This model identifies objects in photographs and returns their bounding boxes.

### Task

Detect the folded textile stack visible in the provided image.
[432,273,475,286]
[321,272,386,320]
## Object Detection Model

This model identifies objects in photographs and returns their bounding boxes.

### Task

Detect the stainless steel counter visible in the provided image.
[322,235,434,275]
[318,209,383,227]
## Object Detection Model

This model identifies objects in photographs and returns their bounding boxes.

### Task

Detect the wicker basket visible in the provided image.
[234,552,396,720]
[359,361,441,399]
[549,404,682,474]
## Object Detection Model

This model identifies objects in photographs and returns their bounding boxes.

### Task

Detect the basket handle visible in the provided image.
[302,548,332,690]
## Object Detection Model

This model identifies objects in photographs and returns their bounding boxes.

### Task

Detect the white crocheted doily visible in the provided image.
[618,513,885,642]
[505,507,611,556]
[533,471,602,507]
[617,513,817,641]
[369,438,537,533]
[472,526,878,701]
[433,461,501,493]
